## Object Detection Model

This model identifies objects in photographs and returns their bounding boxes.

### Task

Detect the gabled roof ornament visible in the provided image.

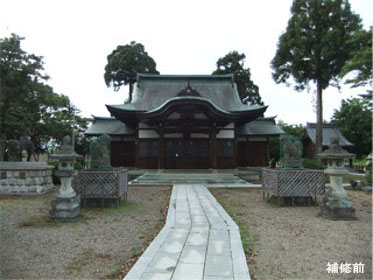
[177,82,201,97]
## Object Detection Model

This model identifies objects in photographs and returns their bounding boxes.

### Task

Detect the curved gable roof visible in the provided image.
[107,74,265,113]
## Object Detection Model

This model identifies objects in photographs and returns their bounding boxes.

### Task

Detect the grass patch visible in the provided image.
[324,174,368,185]
[342,174,367,185]
[19,200,138,228]
[107,201,138,213]
[130,246,142,256]
[82,201,139,216]
[19,215,60,228]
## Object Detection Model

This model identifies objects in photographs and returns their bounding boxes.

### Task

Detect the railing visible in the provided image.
[262,168,325,198]
[72,168,127,205]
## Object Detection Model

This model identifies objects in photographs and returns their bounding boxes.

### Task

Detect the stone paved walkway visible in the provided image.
[124,184,250,280]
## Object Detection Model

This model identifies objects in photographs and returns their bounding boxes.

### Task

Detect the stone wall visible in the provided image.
[0,162,54,195]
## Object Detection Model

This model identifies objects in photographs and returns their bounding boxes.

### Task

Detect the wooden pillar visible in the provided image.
[134,139,139,168]
[246,136,250,167]
[211,123,217,169]
[266,136,270,166]
[158,125,164,169]
[234,128,238,167]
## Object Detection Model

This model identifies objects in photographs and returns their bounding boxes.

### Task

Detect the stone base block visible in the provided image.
[0,162,54,195]
[320,205,357,220]
[50,195,81,222]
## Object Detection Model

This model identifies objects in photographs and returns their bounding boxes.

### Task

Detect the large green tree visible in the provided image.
[332,97,372,158]
[212,51,263,106]
[340,27,372,88]
[271,0,362,162]
[104,41,159,103]
[0,33,90,160]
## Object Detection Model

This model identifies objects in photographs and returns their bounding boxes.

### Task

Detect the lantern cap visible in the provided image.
[318,136,354,160]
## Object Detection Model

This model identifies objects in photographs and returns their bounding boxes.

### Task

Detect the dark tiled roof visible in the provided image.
[305,123,353,147]
[237,117,285,136]
[106,74,266,113]
[85,116,134,136]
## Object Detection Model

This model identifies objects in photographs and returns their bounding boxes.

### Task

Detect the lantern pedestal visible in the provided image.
[320,178,356,220]
[49,136,82,222]
[50,195,81,221]
[318,137,356,220]
[50,173,81,221]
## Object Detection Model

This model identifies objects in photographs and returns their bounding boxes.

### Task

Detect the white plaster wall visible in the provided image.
[216,130,234,139]
[139,130,159,139]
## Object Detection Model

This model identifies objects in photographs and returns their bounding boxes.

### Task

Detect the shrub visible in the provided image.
[74,161,84,170]
[303,158,326,170]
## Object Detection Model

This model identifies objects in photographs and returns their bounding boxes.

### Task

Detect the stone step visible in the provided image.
[129,173,247,185]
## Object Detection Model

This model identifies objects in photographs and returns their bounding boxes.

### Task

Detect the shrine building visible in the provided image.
[85,74,284,169]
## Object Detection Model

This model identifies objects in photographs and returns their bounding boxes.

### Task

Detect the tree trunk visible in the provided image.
[128,83,134,103]
[0,133,6,161]
[0,97,9,161]
[315,81,323,163]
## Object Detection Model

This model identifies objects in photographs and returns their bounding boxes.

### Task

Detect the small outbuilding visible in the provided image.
[302,123,353,160]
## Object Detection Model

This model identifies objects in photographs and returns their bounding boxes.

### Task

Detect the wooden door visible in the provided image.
[164,140,210,169]
[111,141,135,167]
[247,142,269,167]
[237,141,248,166]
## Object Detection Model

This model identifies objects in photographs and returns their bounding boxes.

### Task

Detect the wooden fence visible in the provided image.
[262,168,325,202]
[353,165,365,173]
[72,168,127,206]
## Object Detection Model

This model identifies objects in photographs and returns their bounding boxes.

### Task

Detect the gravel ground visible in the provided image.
[0,186,171,280]
[211,188,372,280]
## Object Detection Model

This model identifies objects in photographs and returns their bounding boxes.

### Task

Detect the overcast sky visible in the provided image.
[1,0,372,125]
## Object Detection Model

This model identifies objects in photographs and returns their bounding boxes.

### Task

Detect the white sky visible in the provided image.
[1,0,372,125]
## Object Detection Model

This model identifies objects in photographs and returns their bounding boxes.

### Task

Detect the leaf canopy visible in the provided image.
[104,41,159,94]
[271,0,362,90]
[213,51,263,106]
[332,96,372,157]
[340,28,372,87]
[0,33,90,157]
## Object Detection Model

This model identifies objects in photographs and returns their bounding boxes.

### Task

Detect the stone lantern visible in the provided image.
[318,136,356,220]
[49,135,83,221]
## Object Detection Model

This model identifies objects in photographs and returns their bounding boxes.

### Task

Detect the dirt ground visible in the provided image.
[211,188,372,280]
[0,186,171,280]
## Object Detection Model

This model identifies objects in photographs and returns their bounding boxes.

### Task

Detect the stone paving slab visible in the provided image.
[124,184,250,280]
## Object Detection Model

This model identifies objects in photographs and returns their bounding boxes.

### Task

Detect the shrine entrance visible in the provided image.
[164,139,210,169]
